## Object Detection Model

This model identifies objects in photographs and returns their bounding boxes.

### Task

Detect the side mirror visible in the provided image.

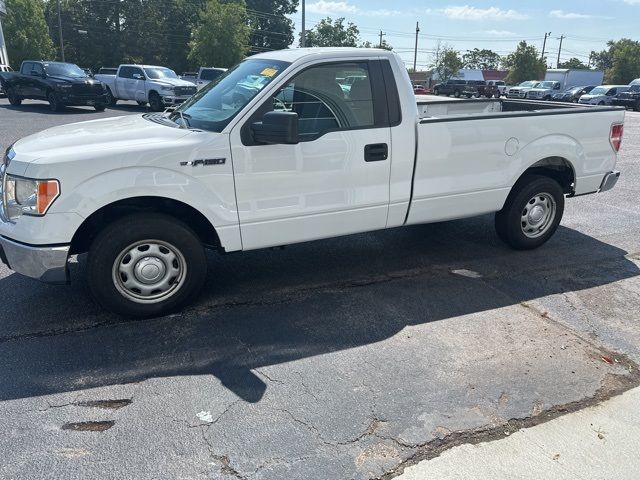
[251,111,299,145]
[133,73,145,80]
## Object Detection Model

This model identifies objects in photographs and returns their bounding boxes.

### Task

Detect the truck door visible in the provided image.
[130,67,146,102]
[18,62,34,96]
[117,66,144,100]
[31,63,46,99]
[230,60,392,250]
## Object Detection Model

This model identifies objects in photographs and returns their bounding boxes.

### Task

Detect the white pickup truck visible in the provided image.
[0,48,625,317]
[95,64,197,111]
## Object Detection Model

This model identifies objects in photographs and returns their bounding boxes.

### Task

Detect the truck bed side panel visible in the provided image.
[406,109,625,225]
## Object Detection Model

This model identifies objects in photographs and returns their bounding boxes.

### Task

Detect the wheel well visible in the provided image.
[520,157,575,195]
[70,197,221,255]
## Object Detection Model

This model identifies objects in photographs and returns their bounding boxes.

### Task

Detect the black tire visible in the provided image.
[47,90,63,112]
[433,88,439,96]
[598,101,605,106]
[495,93,501,99]
[544,95,551,101]
[7,87,22,106]
[572,98,579,103]
[87,213,208,318]
[149,91,164,112]
[94,104,106,112]
[454,90,461,98]
[137,101,147,107]
[495,174,565,250]
[105,87,117,106]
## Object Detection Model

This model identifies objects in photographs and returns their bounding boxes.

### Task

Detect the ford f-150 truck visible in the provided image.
[95,64,197,111]
[1,61,109,111]
[0,48,626,317]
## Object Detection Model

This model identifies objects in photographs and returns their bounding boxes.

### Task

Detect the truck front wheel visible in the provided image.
[149,92,164,112]
[87,214,207,317]
[47,91,63,112]
[7,87,22,106]
[495,175,565,250]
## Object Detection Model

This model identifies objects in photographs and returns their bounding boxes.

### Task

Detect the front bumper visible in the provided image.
[162,95,193,106]
[507,91,527,99]
[0,236,69,284]
[56,92,109,106]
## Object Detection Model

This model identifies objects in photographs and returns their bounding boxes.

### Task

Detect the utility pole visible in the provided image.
[378,30,386,49]
[57,0,65,61]
[541,32,551,61]
[300,0,306,48]
[413,22,420,72]
[557,35,565,68]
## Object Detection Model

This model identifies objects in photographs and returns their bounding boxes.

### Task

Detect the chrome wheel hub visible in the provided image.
[521,193,556,239]
[112,240,186,304]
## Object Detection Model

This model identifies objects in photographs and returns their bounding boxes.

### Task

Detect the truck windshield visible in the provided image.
[538,82,556,88]
[519,81,538,88]
[174,59,289,133]
[144,67,179,79]
[44,63,87,78]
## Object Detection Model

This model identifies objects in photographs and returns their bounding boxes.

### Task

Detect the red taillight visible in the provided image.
[610,123,624,152]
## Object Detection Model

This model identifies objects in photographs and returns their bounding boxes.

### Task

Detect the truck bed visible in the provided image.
[406,98,625,226]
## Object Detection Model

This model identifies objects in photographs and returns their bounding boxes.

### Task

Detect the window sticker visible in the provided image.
[261,67,278,77]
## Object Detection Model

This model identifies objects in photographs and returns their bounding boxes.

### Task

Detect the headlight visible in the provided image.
[1,175,60,221]
[160,86,175,94]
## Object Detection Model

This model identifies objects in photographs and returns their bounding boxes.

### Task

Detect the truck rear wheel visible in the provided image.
[495,175,565,250]
[7,87,22,106]
[87,214,207,317]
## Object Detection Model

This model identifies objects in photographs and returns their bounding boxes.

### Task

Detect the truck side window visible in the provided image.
[20,62,32,75]
[273,62,374,141]
[32,64,44,76]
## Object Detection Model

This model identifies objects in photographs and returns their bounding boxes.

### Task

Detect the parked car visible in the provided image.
[613,83,640,111]
[432,79,468,97]
[180,71,198,84]
[95,64,198,111]
[552,86,596,103]
[0,65,13,95]
[97,67,118,75]
[2,61,108,111]
[507,81,541,99]
[525,81,562,100]
[486,80,507,96]
[579,85,630,106]
[195,67,227,90]
[0,48,625,317]
[413,84,429,95]
[466,80,500,98]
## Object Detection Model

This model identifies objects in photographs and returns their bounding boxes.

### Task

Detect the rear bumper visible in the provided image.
[0,236,70,284]
[599,171,620,193]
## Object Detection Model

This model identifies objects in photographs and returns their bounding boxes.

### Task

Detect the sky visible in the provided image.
[289,1,640,70]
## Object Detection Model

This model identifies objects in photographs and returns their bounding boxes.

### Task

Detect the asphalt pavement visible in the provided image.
[0,98,639,479]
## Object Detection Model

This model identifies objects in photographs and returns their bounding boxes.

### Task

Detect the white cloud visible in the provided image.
[307,1,357,15]
[440,5,528,21]
[549,10,594,19]
[482,30,517,36]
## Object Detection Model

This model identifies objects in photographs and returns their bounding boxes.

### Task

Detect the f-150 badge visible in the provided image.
[180,158,226,166]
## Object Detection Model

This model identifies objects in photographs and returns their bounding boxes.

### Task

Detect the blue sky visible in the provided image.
[289,1,640,69]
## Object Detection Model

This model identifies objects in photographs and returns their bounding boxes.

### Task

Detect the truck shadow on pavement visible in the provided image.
[0,218,638,402]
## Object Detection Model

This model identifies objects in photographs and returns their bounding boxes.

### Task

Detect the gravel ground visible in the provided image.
[0,98,639,479]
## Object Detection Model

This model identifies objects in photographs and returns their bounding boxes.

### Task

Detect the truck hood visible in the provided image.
[13,114,193,162]
[47,75,101,85]
[151,78,196,88]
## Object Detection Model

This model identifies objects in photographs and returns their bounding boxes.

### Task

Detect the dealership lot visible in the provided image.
[1,99,639,479]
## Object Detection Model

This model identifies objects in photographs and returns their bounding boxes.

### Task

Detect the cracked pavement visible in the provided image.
[0,101,639,479]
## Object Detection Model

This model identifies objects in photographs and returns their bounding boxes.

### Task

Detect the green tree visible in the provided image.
[360,39,393,51]
[503,41,546,84]
[246,0,298,54]
[4,0,56,68]
[590,49,612,71]
[600,39,640,84]
[303,17,360,47]
[557,58,589,69]
[431,44,463,82]
[188,0,250,68]
[463,48,502,70]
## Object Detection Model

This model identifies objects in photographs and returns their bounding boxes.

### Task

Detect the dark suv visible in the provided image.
[613,81,640,111]
[466,80,500,98]
[433,79,470,98]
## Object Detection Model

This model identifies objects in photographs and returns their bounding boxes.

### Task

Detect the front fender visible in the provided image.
[50,166,242,252]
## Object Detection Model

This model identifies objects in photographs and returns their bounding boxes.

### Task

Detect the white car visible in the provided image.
[195,67,227,90]
[526,81,562,100]
[0,48,626,317]
[579,85,630,106]
[95,64,197,111]
[507,81,541,99]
